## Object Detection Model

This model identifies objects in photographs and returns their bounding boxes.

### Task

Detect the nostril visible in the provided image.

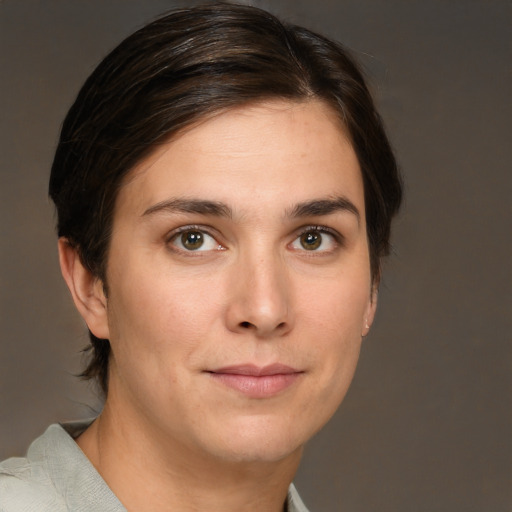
[240,321,252,329]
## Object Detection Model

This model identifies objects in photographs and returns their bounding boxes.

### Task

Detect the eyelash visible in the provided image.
[165,224,343,254]
[166,225,223,253]
[292,225,344,252]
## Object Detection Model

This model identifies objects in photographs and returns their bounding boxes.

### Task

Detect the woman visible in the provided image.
[0,3,402,511]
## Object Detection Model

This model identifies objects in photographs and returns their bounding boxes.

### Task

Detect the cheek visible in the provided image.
[106,265,222,365]
[298,273,369,390]
[302,273,370,337]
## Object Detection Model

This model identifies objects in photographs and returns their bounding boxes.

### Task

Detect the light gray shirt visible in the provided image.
[0,422,309,512]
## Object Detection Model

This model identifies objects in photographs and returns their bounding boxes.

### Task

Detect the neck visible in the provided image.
[77,399,302,512]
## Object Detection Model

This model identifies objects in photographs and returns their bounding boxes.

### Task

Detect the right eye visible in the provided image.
[169,229,221,252]
[289,227,340,253]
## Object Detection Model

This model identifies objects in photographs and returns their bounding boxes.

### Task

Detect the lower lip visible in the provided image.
[209,372,302,398]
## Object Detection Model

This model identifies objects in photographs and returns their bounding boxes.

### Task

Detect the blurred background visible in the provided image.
[1,1,510,510]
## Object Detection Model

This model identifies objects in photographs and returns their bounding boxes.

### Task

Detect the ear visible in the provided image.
[58,238,110,340]
[361,284,378,337]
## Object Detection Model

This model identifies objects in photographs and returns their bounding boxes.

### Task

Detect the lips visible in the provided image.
[207,364,303,398]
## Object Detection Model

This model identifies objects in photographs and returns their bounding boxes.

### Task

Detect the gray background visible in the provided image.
[1,1,510,510]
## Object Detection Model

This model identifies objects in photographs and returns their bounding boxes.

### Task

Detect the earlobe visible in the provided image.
[58,238,110,340]
[362,286,378,337]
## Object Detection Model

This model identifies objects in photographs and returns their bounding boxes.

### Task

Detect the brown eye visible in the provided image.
[169,228,221,253]
[300,231,322,250]
[181,230,204,250]
[291,228,338,253]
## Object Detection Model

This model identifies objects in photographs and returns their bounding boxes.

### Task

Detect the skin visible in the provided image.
[59,99,377,512]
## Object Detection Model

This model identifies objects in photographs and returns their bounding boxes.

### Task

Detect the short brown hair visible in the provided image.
[49,2,402,396]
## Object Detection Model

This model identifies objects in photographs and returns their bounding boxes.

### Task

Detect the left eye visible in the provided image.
[291,229,338,252]
[169,229,221,252]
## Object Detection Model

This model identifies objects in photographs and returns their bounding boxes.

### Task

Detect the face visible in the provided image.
[93,100,376,463]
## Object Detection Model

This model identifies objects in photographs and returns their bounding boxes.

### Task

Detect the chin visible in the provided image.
[194,415,312,464]
[212,438,304,464]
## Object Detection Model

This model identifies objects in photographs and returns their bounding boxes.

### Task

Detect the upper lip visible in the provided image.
[209,364,301,376]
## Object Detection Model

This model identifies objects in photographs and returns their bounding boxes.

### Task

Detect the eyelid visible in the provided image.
[166,224,225,252]
[166,224,211,240]
[295,225,343,242]
[290,225,344,252]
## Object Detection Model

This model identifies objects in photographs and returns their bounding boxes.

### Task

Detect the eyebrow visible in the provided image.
[143,198,232,218]
[287,197,360,223]
[142,196,360,222]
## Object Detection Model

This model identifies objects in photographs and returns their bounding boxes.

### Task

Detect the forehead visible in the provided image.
[116,99,363,219]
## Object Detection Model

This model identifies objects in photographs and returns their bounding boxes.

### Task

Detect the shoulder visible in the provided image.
[0,452,66,511]
[287,483,311,512]
[0,421,125,512]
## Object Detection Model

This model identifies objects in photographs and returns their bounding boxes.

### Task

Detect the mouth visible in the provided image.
[206,364,304,398]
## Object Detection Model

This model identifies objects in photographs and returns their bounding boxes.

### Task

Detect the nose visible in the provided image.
[225,252,293,338]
